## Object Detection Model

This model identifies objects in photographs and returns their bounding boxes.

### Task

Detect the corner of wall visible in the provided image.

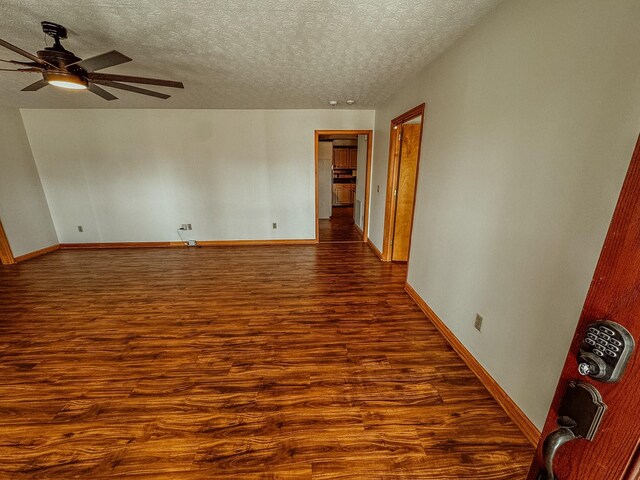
[0,107,58,258]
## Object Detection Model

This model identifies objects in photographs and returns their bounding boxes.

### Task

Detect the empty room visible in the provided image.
[1,1,639,479]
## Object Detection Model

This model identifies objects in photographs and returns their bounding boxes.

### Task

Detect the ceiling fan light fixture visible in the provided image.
[44,72,87,90]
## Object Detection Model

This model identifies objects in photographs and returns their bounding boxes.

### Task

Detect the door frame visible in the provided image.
[381,103,425,262]
[0,218,16,265]
[314,130,374,243]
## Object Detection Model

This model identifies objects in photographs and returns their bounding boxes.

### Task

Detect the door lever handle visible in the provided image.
[543,418,577,480]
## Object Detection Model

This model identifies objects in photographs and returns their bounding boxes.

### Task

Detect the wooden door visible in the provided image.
[527,135,640,480]
[391,124,421,261]
[0,218,15,266]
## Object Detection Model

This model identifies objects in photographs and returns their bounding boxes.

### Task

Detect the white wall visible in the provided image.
[21,109,374,243]
[318,141,333,219]
[0,108,57,258]
[369,0,640,428]
[354,134,367,229]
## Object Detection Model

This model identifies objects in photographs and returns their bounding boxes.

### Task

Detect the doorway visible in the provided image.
[382,103,425,262]
[0,218,15,265]
[314,130,373,243]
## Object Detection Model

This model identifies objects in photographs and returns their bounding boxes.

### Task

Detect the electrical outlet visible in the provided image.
[77,225,83,233]
[187,240,197,247]
[180,224,187,230]
[474,314,483,332]
[272,222,277,229]
[187,224,192,230]
[377,185,380,193]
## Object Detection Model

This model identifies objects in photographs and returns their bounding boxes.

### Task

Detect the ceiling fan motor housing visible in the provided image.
[37,48,82,69]
[41,21,67,40]
[38,22,82,69]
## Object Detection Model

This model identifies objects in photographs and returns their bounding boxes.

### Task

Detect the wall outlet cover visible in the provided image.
[187,240,197,247]
[475,314,483,332]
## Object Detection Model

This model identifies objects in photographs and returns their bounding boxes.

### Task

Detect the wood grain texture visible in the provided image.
[319,207,362,243]
[391,124,421,262]
[60,240,316,249]
[14,244,60,264]
[0,243,532,479]
[623,441,640,480]
[405,282,541,447]
[527,134,640,480]
[382,124,401,261]
[183,240,316,247]
[0,218,15,265]
[60,242,173,249]
[382,104,425,262]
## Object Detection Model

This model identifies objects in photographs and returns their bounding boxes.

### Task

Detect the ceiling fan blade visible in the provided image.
[0,38,55,68]
[88,72,184,89]
[69,50,132,73]
[2,67,43,73]
[91,80,170,99]
[87,83,118,101]
[21,79,49,91]
[1,58,43,68]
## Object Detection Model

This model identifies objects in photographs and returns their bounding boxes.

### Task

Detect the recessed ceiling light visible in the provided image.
[329,100,338,106]
[346,99,355,105]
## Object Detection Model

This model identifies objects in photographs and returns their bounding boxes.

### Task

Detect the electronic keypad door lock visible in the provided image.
[577,320,634,383]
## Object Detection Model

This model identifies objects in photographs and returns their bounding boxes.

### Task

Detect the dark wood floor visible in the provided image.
[0,244,533,479]
[319,206,363,243]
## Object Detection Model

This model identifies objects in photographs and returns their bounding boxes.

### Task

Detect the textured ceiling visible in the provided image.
[0,0,503,109]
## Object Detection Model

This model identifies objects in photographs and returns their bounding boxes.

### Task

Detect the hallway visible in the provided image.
[0,243,533,478]
[318,206,363,243]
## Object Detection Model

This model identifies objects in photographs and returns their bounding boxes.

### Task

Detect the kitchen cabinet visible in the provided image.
[333,148,350,168]
[332,183,356,206]
[348,148,358,168]
[333,147,358,169]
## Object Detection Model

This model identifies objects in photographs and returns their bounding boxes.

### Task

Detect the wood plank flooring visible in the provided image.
[0,244,533,479]
[319,206,362,243]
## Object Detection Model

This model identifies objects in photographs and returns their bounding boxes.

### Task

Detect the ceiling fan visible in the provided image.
[0,21,184,100]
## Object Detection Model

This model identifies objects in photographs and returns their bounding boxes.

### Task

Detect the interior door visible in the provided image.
[527,135,640,480]
[391,123,421,261]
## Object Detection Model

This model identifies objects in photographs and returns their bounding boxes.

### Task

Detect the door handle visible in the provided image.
[537,382,607,480]
[542,419,577,480]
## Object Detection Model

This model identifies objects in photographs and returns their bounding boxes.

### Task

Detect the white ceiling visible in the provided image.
[0,0,502,109]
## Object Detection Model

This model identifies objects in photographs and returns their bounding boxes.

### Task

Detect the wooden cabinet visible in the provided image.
[333,148,350,168]
[348,148,358,169]
[332,183,356,206]
[332,145,357,207]
[333,147,358,169]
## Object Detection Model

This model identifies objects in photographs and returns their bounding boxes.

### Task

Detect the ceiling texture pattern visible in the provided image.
[0,0,503,109]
